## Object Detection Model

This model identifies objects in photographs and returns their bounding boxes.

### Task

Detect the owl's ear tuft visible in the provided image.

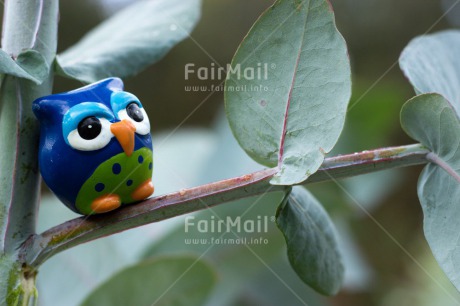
[32,97,49,121]
[105,77,124,92]
[66,77,125,103]
[78,77,124,94]
[32,97,69,124]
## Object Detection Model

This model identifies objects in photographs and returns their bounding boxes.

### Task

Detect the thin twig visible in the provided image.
[22,143,430,268]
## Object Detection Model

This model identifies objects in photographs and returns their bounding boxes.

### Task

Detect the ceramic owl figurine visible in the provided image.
[33,77,154,215]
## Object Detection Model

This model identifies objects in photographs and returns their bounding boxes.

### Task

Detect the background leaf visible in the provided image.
[225,0,351,185]
[400,30,460,291]
[0,49,48,83]
[400,30,460,114]
[81,256,216,306]
[56,0,201,83]
[276,186,344,295]
[400,93,460,291]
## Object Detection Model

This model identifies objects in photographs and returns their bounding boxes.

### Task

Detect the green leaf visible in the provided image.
[225,0,351,185]
[400,93,460,291]
[0,49,48,84]
[276,186,344,295]
[81,256,216,306]
[16,50,49,82]
[56,0,201,83]
[400,30,460,114]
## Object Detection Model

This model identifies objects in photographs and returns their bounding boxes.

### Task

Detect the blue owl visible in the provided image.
[33,78,154,215]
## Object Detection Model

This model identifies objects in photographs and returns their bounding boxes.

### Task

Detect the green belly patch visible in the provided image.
[76,147,153,215]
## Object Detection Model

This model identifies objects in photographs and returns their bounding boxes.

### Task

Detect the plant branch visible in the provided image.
[23,143,429,267]
[0,0,58,253]
[0,0,58,304]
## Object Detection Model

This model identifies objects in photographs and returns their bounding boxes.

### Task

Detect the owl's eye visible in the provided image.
[67,117,113,151]
[78,116,102,140]
[126,102,144,122]
[117,101,150,135]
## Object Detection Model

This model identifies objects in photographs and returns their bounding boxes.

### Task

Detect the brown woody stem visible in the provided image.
[22,143,429,268]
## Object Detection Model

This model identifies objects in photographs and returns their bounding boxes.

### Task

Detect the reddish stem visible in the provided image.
[22,144,429,267]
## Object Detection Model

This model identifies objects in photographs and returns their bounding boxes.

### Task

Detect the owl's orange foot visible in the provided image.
[91,194,121,213]
[131,178,154,201]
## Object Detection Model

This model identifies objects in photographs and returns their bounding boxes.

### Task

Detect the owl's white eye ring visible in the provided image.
[117,102,150,135]
[67,117,113,151]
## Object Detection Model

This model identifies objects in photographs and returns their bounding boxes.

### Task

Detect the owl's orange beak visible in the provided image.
[110,119,136,156]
